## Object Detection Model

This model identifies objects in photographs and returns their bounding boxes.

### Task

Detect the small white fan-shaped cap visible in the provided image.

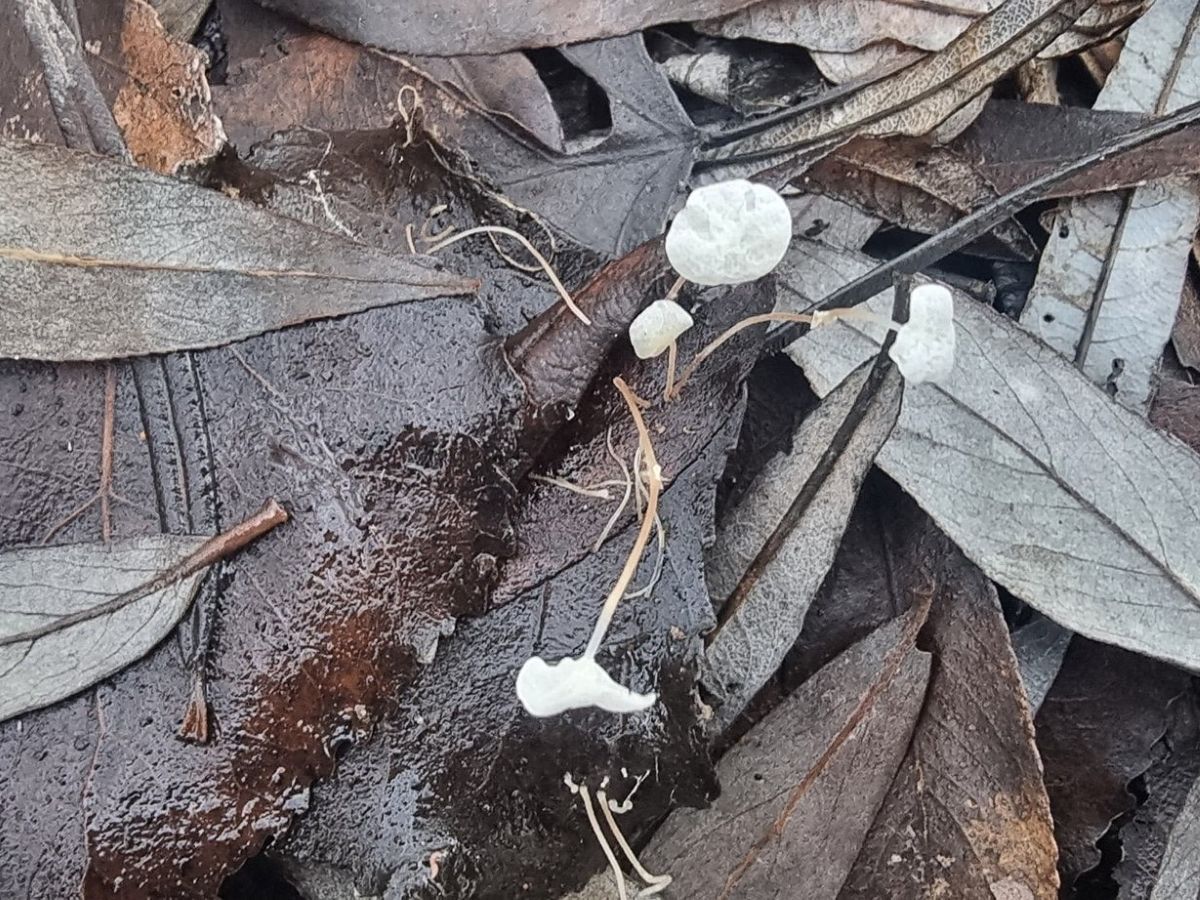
[629,299,694,359]
[889,284,956,384]
[516,655,657,717]
[665,180,792,285]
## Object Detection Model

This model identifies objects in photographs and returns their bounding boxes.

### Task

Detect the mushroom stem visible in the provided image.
[424,225,591,325]
[580,785,629,900]
[597,789,672,895]
[671,311,814,398]
[663,275,687,303]
[584,377,662,660]
[663,340,678,401]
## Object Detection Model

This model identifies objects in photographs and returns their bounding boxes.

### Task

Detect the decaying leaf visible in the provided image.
[1171,258,1200,371]
[109,0,224,172]
[0,139,476,361]
[700,0,1097,171]
[837,532,1059,899]
[1021,0,1200,411]
[0,535,207,722]
[702,358,903,730]
[256,0,764,55]
[1011,614,1073,714]
[639,608,931,899]
[782,239,1200,671]
[1035,640,1192,885]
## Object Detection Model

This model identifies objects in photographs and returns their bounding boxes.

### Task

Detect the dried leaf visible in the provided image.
[1021,0,1200,411]
[256,0,764,55]
[1035,640,1191,884]
[0,535,207,722]
[110,0,224,172]
[701,0,1097,172]
[1143,761,1200,898]
[1171,259,1200,371]
[1151,377,1200,455]
[0,139,476,361]
[802,137,1037,259]
[213,0,563,153]
[838,534,1059,899]
[644,609,931,899]
[782,239,1200,670]
[148,0,210,40]
[702,358,903,730]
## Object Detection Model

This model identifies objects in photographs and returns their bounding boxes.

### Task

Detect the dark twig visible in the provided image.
[709,275,911,639]
[4,500,288,648]
[761,100,1200,356]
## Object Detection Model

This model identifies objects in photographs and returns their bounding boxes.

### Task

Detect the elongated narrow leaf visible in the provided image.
[0,139,476,361]
[1022,0,1200,411]
[0,535,208,721]
[782,240,1200,670]
[701,0,1096,169]
[702,359,902,729]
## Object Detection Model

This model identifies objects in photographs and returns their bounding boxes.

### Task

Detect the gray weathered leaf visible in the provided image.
[782,239,1200,670]
[1021,0,1200,411]
[702,359,902,730]
[0,139,476,361]
[1012,614,1073,713]
[700,0,1096,171]
[0,535,208,722]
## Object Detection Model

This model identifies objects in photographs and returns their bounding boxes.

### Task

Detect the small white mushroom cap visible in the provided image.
[889,284,956,384]
[629,299,694,359]
[665,180,792,285]
[516,655,657,717]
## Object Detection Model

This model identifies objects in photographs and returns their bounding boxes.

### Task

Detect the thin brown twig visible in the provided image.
[98,362,116,543]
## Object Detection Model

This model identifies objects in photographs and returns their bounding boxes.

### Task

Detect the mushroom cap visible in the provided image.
[889,284,956,384]
[516,655,657,717]
[629,299,694,359]
[665,180,792,286]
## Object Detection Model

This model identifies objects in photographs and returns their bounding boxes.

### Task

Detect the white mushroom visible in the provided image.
[516,655,657,717]
[629,299,694,360]
[888,284,956,384]
[665,180,792,286]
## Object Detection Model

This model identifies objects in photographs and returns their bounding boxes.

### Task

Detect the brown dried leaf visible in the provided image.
[110,0,223,172]
[838,533,1059,899]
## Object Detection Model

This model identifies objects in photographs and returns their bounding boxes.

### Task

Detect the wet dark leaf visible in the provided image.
[1035,639,1192,886]
[0,139,476,361]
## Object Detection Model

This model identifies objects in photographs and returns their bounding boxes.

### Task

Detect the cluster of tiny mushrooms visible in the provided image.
[430,179,956,895]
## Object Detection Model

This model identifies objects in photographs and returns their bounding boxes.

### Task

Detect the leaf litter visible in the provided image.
[5,2,1200,899]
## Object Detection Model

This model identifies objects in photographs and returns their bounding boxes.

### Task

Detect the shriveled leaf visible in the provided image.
[782,240,1200,670]
[1152,377,1200,455]
[702,358,903,730]
[149,0,210,39]
[109,0,224,172]
[1145,759,1200,898]
[700,0,1096,172]
[1171,259,1200,371]
[1035,640,1192,884]
[1021,0,1200,411]
[0,535,207,722]
[644,609,930,899]
[255,0,764,55]
[838,533,1059,899]
[0,139,476,361]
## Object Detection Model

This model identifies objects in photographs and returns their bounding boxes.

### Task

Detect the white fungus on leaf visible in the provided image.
[629,299,694,359]
[665,179,792,285]
[888,284,956,384]
[516,655,657,717]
